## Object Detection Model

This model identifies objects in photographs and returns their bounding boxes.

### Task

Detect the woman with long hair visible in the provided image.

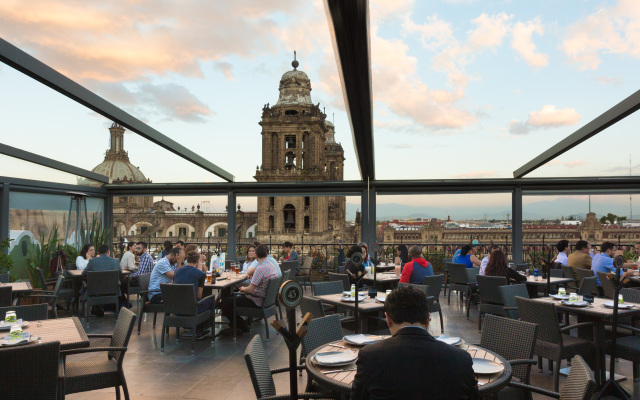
[485,249,526,284]
[453,244,482,268]
[76,243,94,270]
[358,242,373,269]
[242,244,259,276]
[395,244,409,266]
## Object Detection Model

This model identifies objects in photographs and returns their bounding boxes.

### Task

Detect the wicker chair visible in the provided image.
[597,271,615,299]
[507,355,594,400]
[603,288,640,380]
[499,284,528,320]
[447,262,475,306]
[280,260,298,276]
[422,274,445,334]
[328,272,350,292]
[0,303,49,320]
[244,334,338,400]
[561,266,578,291]
[234,277,281,342]
[549,269,564,278]
[36,267,58,290]
[62,308,137,400]
[160,283,215,353]
[135,273,164,335]
[577,276,597,297]
[312,281,343,296]
[0,341,62,400]
[0,285,11,307]
[575,268,598,296]
[515,296,595,391]
[0,273,9,283]
[480,314,538,400]
[295,256,314,291]
[23,275,66,318]
[476,275,508,331]
[300,314,345,386]
[515,263,530,273]
[82,270,120,327]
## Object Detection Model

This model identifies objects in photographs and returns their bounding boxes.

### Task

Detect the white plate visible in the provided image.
[561,300,590,307]
[312,351,357,367]
[1,332,34,347]
[436,335,462,346]
[375,296,386,303]
[602,302,635,309]
[340,296,367,303]
[0,320,29,331]
[550,294,570,300]
[472,358,504,375]
[343,334,385,346]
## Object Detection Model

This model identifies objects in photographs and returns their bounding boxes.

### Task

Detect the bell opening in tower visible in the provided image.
[285,152,296,170]
[283,204,296,230]
[285,110,298,116]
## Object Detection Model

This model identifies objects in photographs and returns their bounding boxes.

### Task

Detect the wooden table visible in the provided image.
[523,276,574,297]
[23,316,89,350]
[204,275,248,290]
[362,272,400,290]
[0,281,33,294]
[314,293,385,332]
[375,263,396,272]
[66,269,132,278]
[305,340,511,397]
[531,296,640,387]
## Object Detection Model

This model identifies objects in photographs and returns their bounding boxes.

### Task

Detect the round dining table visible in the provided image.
[305,339,512,397]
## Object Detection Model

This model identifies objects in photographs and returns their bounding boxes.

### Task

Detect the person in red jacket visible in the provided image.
[400,246,434,284]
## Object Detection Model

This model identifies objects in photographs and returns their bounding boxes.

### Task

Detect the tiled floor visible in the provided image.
[62,290,640,399]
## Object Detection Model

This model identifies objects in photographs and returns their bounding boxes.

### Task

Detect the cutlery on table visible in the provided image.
[323,368,357,374]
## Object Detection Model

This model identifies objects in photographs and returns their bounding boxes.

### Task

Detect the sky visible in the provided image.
[1,0,640,215]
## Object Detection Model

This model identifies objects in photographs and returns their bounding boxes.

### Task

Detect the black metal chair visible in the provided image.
[244,334,338,400]
[160,283,215,353]
[82,270,120,327]
[423,274,445,334]
[0,273,9,283]
[62,308,137,400]
[0,285,11,307]
[480,314,538,400]
[507,355,594,400]
[234,277,281,342]
[295,256,314,291]
[515,296,595,392]
[328,272,350,292]
[0,303,49,320]
[476,275,508,331]
[0,340,62,400]
[136,273,164,335]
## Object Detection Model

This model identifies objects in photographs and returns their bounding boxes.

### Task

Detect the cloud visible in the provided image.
[388,143,416,149]
[213,61,236,80]
[467,13,512,50]
[563,160,587,168]
[595,76,622,85]
[509,105,581,134]
[511,18,548,68]
[454,170,497,178]
[561,0,640,70]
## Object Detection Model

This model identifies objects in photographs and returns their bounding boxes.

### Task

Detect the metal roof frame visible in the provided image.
[0,37,235,182]
[514,88,640,178]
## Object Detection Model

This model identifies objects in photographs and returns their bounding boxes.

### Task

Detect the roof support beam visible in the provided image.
[0,37,235,182]
[0,143,109,184]
[325,0,374,181]
[514,89,640,178]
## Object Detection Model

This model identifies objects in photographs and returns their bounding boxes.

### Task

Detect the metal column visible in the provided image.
[105,194,114,248]
[0,183,9,246]
[227,191,237,261]
[511,188,523,263]
[361,183,376,245]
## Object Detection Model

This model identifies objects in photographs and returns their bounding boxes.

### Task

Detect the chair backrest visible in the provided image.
[299,296,325,319]
[577,276,597,297]
[442,258,452,266]
[621,287,640,303]
[597,271,615,298]
[280,260,297,274]
[550,269,564,278]
[515,296,562,345]
[480,314,538,383]
[446,263,470,284]
[559,355,595,400]
[397,283,431,312]
[138,273,152,292]
[467,267,480,283]
[302,256,313,269]
[0,273,9,283]
[328,272,350,291]
[281,269,294,282]
[515,263,530,273]
[51,274,65,296]
[261,277,282,309]
[0,285,12,307]
[312,281,344,296]
[422,274,444,299]
[561,266,578,288]
[500,284,529,320]
[36,267,47,289]
[0,340,61,399]
[109,307,137,362]
[477,275,507,305]
[336,264,346,274]
[244,334,277,398]
[160,284,197,316]
[86,270,120,297]
[575,268,598,295]
[302,314,344,356]
[0,304,49,321]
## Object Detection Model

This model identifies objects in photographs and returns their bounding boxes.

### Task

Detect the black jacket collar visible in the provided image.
[393,326,432,338]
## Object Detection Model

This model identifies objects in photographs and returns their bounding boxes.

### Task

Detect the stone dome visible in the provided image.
[91,123,149,184]
[275,55,312,107]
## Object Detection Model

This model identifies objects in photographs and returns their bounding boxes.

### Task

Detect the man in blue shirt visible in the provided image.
[592,241,629,286]
[148,247,184,304]
[174,250,213,339]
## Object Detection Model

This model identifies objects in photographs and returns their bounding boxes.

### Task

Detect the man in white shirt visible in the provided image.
[480,245,500,275]
[119,241,136,271]
[553,240,570,266]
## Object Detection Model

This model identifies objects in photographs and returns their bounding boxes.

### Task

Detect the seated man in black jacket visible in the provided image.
[352,286,479,400]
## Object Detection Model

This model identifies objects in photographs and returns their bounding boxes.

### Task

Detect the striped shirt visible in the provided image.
[247,259,279,307]
[132,252,154,276]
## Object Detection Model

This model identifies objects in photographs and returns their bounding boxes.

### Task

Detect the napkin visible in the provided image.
[0,319,22,328]
[344,334,382,345]
[436,335,462,345]
[315,351,356,365]
[4,331,30,344]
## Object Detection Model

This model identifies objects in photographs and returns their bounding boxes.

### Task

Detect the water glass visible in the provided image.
[558,287,566,296]
[619,294,624,304]
[569,293,578,303]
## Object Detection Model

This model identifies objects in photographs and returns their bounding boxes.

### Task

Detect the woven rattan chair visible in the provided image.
[280,260,298,276]
[233,277,281,342]
[507,355,594,400]
[446,262,475,306]
[477,275,508,331]
[0,303,49,320]
[423,274,445,334]
[597,271,615,299]
[515,263,530,272]
[245,334,338,400]
[36,267,58,290]
[23,275,66,318]
[575,268,598,296]
[312,281,343,296]
[0,285,11,307]
[480,314,538,400]
[135,273,164,335]
[499,284,528,320]
[550,269,564,278]
[577,276,597,297]
[300,314,344,385]
[160,283,215,353]
[515,296,595,391]
[602,288,640,380]
[0,340,62,400]
[441,258,452,297]
[82,270,120,327]
[0,273,9,283]
[62,308,137,400]
[328,272,350,292]
[561,266,578,291]
[295,256,314,291]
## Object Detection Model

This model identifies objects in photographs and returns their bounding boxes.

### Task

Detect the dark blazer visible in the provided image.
[352,327,479,400]
[82,254,121,276]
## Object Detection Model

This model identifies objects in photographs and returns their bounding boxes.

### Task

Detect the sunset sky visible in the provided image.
[1,0,639,214]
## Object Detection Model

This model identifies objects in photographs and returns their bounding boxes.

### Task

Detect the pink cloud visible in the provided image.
[509,105,581,134]
[453,170,497,178]
[511,18,548,68]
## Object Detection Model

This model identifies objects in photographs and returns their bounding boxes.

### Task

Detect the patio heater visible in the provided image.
[596,255,631,399]
[64,191,90,250]
[346,251,365,334]
[370,243,382,296]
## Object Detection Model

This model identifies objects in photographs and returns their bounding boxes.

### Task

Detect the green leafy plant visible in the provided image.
[27,225,63,283]
[0,238,14,275]
[80,215,112,248]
